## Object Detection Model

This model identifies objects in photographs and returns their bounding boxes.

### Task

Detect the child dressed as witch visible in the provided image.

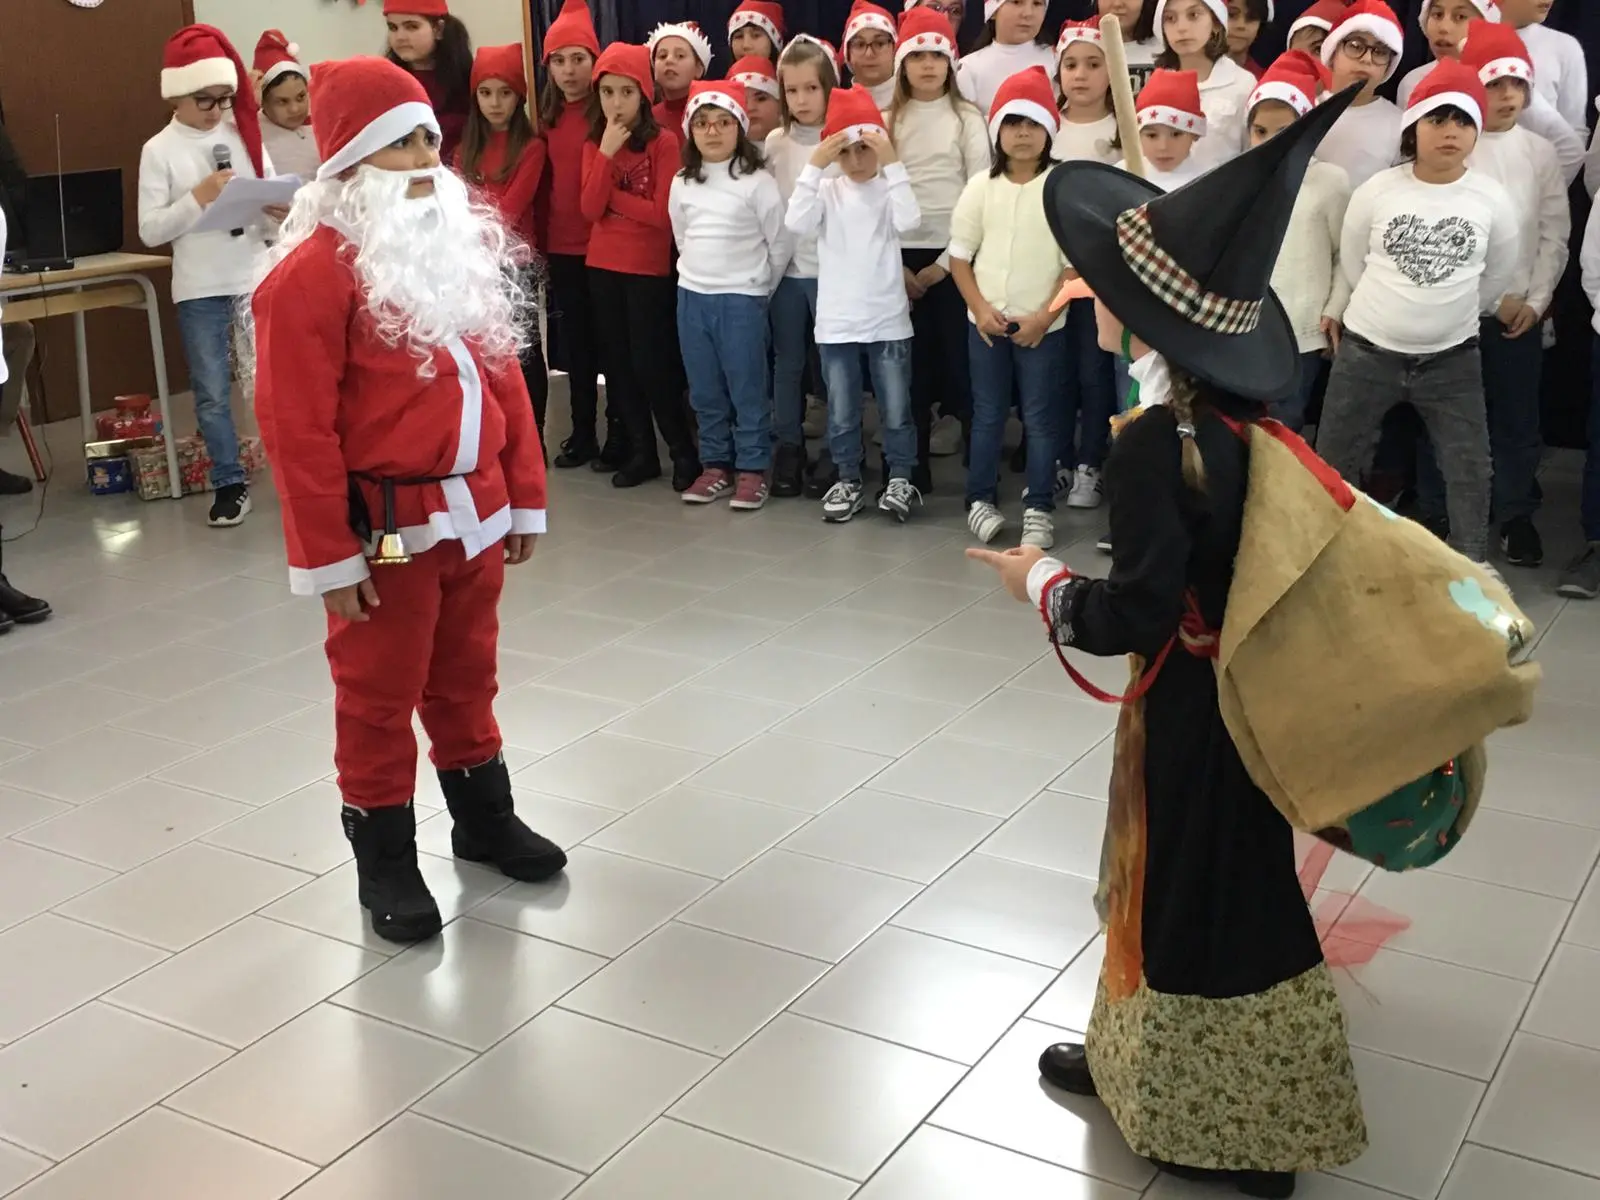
[968,85,1368,1200]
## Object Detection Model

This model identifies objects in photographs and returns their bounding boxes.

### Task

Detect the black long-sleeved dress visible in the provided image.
[1042,394,1367,1174]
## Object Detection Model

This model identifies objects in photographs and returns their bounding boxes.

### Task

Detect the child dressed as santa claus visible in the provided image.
[251,56,566,944]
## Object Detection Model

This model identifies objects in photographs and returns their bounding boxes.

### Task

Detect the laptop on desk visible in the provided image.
[9,168,123,273]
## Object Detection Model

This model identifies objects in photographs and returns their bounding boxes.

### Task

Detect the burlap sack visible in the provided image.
[1214,422,1540,835]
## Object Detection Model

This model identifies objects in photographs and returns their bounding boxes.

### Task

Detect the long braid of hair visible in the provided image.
[1168,369,1208,494]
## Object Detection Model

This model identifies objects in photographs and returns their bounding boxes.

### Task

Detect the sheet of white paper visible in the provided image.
[190,175,303,234]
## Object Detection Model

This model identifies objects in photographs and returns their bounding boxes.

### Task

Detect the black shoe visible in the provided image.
[1500,516,1543,568]
[554,437,599,469]
[772,443,806,497]
[0,574,50,624]
[1154,1163,1296,1198]
[438,753,567,882]
[612,458,662,488]
[341,802,442,943]
[0,467,32,495]
[1418,512,1450,544]
[804,451,839,500]
[1038,1042,1098,1096]
[207,483,251,527]
[591,424,631,473]
[671,455,703,494]
[0,610,13,635]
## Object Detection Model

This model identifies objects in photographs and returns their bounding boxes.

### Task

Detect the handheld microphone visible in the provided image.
[213,144,243,237]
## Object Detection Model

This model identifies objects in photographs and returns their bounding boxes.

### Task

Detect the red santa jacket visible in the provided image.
[252,224,547,596]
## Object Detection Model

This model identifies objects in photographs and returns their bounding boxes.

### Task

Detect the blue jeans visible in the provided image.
[1057,299,1116,469]
[175,295,244,488]
[818,340,914,481]
[1272,351,1323,433]
[770,276,819,450]
[1417,317,1543,526]
[677,289,772,473]
[1113,353,1133,411]
[967,326,1066,511]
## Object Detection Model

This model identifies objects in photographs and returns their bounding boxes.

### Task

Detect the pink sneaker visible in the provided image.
[682,468,733,504]
[729,471,769,511]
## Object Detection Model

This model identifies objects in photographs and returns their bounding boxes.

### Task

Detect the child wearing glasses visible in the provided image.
[1311,0,1406,190]
[139,24,280,527]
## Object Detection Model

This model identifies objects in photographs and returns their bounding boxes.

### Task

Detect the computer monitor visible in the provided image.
[23,168,123,261]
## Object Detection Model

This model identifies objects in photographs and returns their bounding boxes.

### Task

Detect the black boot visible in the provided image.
[612,457,662,488]
[554,435,600,469]
[670,454,703,494]
[1155,1163,1296,1198]
[1038,1042,1098,1096]
[0,467,32,495]
[438,753,567,882]
[0,574,49,624]
[341,802,442,943]
[772,442,806,497]
[591,422,631,473]
[804,450,839,500]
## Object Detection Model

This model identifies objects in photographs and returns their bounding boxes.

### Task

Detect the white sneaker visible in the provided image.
[821,479,866,523]
[1067,466,1102,509]
[878,477,922,522]
[802,396,827,438]
[928,414,962,457]
[1021,508,1055,549]
[967,500,1005,544]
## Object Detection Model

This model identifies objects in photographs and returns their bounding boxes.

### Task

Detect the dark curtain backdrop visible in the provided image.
[527,0,1600,444]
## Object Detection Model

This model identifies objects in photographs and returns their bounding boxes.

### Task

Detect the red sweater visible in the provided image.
[579,134,678,276]
[540,104,593,258]
[652,95,689,146]
[412,67,469,164]
[457,130,546,249]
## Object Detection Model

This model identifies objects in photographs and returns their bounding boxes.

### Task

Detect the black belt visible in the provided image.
[347,471,462,548]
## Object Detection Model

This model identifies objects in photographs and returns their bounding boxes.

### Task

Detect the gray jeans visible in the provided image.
[1318,331,1490,562]
[0,321,34,432]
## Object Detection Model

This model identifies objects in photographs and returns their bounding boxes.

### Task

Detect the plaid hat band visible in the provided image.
[1114,205,1263,336]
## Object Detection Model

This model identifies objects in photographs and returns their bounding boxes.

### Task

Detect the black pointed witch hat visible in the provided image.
[1044,84,1361,402]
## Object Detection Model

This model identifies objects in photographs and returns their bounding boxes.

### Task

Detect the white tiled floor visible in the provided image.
[0,420,1597,1199]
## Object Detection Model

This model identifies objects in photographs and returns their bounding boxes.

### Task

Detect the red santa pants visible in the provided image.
[325,538,505,809]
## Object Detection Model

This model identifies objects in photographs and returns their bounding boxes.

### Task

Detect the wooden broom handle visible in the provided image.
[1100,14,1146,180]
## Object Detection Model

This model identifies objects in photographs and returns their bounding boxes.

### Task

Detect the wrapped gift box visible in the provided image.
[130,435,265,501]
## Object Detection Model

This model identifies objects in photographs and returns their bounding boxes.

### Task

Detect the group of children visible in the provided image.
[133,0,1600,596]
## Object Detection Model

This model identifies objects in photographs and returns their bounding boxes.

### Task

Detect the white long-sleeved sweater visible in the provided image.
[137,117,274,303]
[1188,54,1255,174]
[1339,164,1521,356]
[1113,156,1205,192]
[1315,97,1402,191]
[1053,112,1119,163]
[886,96,991,269]
[784,160,921,345]
[669,159,789,296]
[261,122,321,182]
[1579,196,1600,333]
[1519,23,1589,137]
[1397,63,1583,186]
[766,123,827,278]
[1271,159,1353,353]
[1467,125,1571,318]
[956,39,1059,111]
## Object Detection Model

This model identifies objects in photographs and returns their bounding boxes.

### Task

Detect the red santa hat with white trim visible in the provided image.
[543,0,601,60]
[161,25,267,178]
[254,30,306,91]
[728,1,786,51]
[1136,68,1207,137]
[1418,0,1498,30]
[1400,58,1486,130]
[1056,19,1105,62]
[1249,50,1331,118]
[382,0,450,13]
[822,84,887,142]
[843,1,898,47]
[310,55,441,182]
[1152,0,1228,34]
[1320,0,1405,82]
[1459,19,1533,87]
[895,6,958,72]
[987,66,1060,141]
[684,78,750,132]
[648,20,714,69]
[781,33,843,81]
[1288,0,1353,41]
[729,55,782,100]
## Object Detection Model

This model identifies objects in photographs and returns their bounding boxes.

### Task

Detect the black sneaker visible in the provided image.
[208,483,251,527]
[771,442,806,497]
[0,467,32,495]
[1499,516,1543,568]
